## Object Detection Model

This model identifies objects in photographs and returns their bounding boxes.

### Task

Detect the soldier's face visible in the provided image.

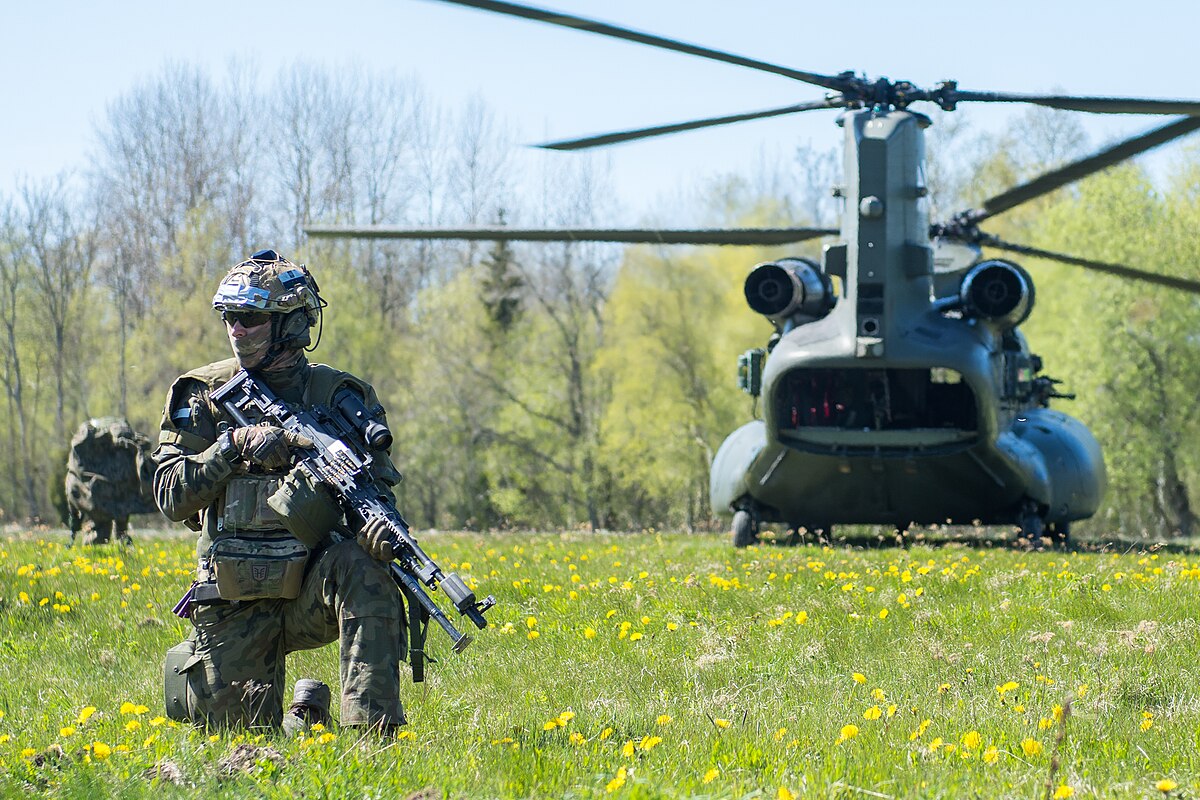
[226,316,273,369]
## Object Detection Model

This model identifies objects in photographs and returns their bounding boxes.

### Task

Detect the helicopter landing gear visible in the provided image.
[732,509,759,548]
[1017,501,1045,541]
[1047,521,1071,549]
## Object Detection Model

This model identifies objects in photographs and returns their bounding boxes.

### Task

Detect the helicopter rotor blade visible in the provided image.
[304,225,839,246]
[974,116,1200,222]
[431,0,849,91]
[536,97,847,150]
[949,90,1200,116]
[982,236,1200,294]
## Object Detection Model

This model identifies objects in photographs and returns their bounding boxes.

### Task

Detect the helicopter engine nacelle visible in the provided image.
[959,260,1035,329]
[744,257,835,327]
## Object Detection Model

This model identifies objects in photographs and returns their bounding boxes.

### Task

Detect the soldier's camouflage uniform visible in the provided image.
[65,417,158,544]
[155,356,406,730]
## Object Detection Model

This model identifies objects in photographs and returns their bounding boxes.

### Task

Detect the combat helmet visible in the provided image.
[212,249,325,355]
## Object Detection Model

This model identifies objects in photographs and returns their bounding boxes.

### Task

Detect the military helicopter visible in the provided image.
[305,0,1200,547]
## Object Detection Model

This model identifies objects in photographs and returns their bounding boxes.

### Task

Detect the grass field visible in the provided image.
[0,528,1197,799]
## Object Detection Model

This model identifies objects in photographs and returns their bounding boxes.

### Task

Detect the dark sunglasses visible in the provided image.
[222,310,272,328]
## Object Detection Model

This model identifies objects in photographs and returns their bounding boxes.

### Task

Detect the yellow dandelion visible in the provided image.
[21,748,36,759]
[600,727,614,741]
[92,741,112,759]
[1052,703,1064,721]
[639,735,662,751]
[1156,779,1179,792]
[961,731,981,750]
[666,622,680,631]
[543,720,559,731]
[60,726,76,737]
[527,630,540,640]
[120,702,137,715]
[878,608,889,620]
[871,688,885,701]
[996,681,1019,695]
[1021,738,1043,757]
[778,788,795,800]
[1053,786,1075,799]
[149,717,166,727]
[526,616,538,629]
[640,616,650,625]
[886,704,898,718]
[606,766,627,793]
[584,627,597,639]
[621,740,636,758]
[629,632,643,642]
[606,610,617,619]
[795,611,808,624]
[982,746,999,764]
[77,706,97,725]
[557,711,576,725]
[125,720,141,732]
[774,727,787,742]
[656,714,672,726]
[863,706,882,720]
[317,732,336,744]
[569,731,586,746]
[837,724,859,743]
[702,768,719,784]
[714,718,731,729]
[938,683,951,694]
[852,673,867,684]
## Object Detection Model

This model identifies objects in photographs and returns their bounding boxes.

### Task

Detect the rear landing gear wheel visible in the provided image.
[1047,521,1071,549]
[1017,502,1044,541]
[732,510,759,548]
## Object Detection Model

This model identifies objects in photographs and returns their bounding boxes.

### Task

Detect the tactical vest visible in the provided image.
[159,359,400,599]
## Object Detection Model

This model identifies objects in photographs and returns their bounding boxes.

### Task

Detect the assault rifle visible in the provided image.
[210,369,495,680]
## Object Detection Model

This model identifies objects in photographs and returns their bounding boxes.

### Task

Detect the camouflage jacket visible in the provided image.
[152,357,402,559]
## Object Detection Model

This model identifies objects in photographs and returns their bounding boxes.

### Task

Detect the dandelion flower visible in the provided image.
[778,788,795,800]
[584,627,597,639]
[961,731,981,750]
[996,681,1019,695]
[569,732,586,746]
[606,766,627,793]
[666,622,679,631]
[702,768,719,784]
[795,611,808,624]
[92,741,112,759]
[1053,786,1075,799]
[600,727,613,741]
[982,746,999,764]
[317,732,336,744]
[629,632,643,642]
[656,714,672,726]
[557,711,576,726]
[639,735,662,751]
[1157,779,1179,792]
[77,706,97,725]
[852,673,866,684]
[774,727,787,742]
[621,740,636,758]
[714,718,731,729]
[60,726,76,737]
[125,720,141,732]
[1021,738,1043,757]
[863,706,882,720]
[837,724,859,743]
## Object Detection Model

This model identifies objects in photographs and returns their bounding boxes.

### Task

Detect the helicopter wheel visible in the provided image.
[1017,503,1045,541]
[732,509,759,548]
[1047,521,1071,549]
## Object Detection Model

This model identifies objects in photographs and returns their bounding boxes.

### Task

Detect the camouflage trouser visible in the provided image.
[167,539,405,729]
[78,517,131,546]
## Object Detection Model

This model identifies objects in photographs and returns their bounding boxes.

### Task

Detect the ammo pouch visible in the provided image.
[209,474,310,601]
[267,466,343,549]
[164,637,202,722]
[210,535,309,601]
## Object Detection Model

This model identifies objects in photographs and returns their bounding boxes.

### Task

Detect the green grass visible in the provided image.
[0,529,1197,798]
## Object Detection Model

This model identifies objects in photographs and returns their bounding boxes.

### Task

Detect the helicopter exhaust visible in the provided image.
[958,260,1035,329]
[744,257,835,327]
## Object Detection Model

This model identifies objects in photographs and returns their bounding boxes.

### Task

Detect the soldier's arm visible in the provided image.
[152,378,236,522]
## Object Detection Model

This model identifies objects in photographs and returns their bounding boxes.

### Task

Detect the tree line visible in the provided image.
[1,61,1198,538]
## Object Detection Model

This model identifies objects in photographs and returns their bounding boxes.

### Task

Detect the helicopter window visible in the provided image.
[778,368,976,431]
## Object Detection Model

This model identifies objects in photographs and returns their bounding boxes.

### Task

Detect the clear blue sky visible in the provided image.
[3,0,1198,222]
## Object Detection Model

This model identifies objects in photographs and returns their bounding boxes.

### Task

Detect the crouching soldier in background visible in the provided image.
[154,250,407,735]
[65,416,159,544]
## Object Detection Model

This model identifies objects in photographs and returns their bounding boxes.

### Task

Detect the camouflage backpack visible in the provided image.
[65,417,157,519]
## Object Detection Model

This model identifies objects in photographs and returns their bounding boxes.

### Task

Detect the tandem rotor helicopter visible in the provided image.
[306,0,1200,547]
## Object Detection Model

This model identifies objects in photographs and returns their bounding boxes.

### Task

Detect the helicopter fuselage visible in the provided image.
[710,108,1105,531]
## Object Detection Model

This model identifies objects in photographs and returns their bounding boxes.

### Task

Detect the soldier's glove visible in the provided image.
[357,516,395,562]
[231,425,313,472]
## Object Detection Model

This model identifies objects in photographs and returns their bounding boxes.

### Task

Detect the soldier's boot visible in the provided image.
[282,679,332,736]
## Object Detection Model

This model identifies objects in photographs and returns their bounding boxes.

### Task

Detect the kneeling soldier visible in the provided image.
[155,250,405,734]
